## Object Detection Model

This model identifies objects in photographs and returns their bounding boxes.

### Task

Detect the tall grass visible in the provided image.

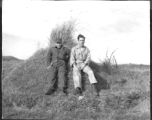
[99,49,118,75]
[49,19,77,49]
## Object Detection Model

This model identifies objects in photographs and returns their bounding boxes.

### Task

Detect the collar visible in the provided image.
[76,45,86,49]
[55,45,63,49]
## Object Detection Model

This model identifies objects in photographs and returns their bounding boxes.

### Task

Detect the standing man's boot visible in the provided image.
[45,89,55,95]
[59,87,68,96]
[91,83,99,97]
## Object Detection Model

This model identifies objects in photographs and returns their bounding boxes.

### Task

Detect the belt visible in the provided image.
[52,59,65,64]
[76,60,85,64]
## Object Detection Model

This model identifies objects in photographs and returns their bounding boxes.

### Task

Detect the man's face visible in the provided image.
[55,42,62,48]
[78,37,85,47]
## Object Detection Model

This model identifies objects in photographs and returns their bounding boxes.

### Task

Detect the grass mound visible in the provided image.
[2,47,105,98]
[2,47,150,119]
[2,48,59,95]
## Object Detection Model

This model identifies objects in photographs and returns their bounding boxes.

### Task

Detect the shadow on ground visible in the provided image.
[94,72,110,92]
[81,61,110,92]
[90,60,110,92]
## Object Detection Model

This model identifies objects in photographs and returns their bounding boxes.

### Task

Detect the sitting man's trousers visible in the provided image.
[73,63,97,89]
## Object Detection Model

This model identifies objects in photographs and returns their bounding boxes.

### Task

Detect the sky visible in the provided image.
[2,0,150,64]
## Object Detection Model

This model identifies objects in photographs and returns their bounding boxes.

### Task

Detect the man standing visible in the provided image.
[45,38,70,96]
[70,34,98,98]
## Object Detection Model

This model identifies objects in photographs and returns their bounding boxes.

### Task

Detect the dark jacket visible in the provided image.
[46,45,70,67]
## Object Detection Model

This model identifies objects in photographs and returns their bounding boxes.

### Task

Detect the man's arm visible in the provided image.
[84,48,91,65]
[70,47,76,67]
[65,48,71,64]
[46,47,52,68]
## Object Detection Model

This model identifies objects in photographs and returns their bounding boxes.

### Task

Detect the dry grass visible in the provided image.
[99,50,118,75]
[2,59,23,80]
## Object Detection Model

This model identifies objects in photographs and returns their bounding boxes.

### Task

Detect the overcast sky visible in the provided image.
[2,0,150,64]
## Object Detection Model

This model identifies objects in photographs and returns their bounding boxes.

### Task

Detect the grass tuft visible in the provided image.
[99,50,118,75]
[49,19,77,48]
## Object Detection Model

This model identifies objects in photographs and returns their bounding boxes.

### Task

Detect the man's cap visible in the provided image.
[56,38,62,43]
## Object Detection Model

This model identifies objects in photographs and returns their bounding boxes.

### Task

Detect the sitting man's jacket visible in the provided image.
[70,45,91,67]
[46,46,70,67]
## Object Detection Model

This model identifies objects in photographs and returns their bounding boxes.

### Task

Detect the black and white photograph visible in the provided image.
[2,0,150,119]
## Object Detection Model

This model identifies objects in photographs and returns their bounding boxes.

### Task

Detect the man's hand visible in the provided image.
[82,63,88,70]
[47,66,51,70]
[47,63,52,69]
[73,64,79,71]
[72,64,76,68]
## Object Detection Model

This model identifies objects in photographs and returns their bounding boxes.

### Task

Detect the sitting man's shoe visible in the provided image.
[45,89,55,95]
[73,89,78,95]
[73,87,82,96]
[91,83,99,97]
[78,95,84,100]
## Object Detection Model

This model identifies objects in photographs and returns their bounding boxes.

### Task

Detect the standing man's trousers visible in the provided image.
[49,63,67,90]
[73,63,97,89]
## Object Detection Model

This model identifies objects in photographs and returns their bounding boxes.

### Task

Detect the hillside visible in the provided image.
[2,48,150,120]
[2,56,22,61]
[2,56,24,80]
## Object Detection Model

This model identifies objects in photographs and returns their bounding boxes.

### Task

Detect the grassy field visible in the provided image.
[2,50,150,120]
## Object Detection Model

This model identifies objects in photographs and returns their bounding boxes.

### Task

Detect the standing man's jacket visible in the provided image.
[46,46,70,67]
